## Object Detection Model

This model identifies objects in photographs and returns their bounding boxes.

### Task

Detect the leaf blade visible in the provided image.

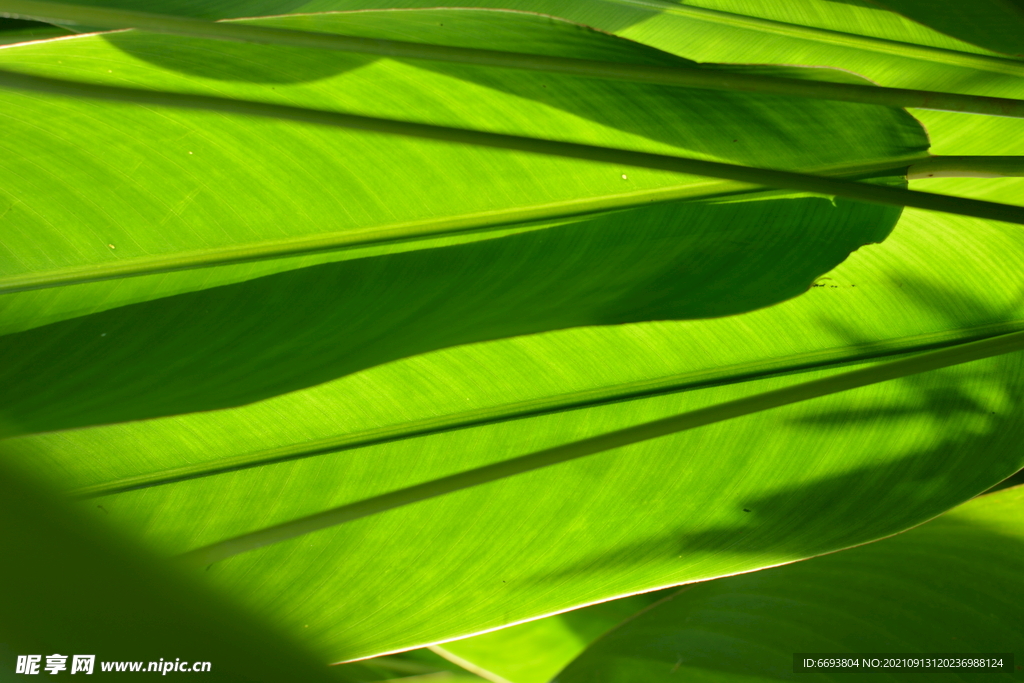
[9,201,1024,659]
[0,9,932,431]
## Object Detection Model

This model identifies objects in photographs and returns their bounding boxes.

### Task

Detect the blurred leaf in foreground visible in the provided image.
[0,449,360,682]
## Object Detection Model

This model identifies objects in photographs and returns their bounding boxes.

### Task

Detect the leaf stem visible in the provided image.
[177,329,1024,567]
[2,69,1023,228]
[2,0,1024,117]
[909,156,1024,179]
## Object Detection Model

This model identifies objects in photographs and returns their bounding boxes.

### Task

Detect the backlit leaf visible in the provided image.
[556,485,1024,682]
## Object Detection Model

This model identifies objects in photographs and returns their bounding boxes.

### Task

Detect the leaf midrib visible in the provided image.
[67,318,1024,499]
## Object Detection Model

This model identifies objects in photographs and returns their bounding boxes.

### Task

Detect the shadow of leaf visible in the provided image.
[0,192,897,433]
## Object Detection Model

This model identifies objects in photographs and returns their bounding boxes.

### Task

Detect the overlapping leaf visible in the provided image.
[7,190,1024,660]
[556,485,1024,682]
[3,0,1024,669]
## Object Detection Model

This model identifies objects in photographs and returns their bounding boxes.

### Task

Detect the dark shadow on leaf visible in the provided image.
[102,6,925,174]
[98,4,659,84]
[103,29,375,83]
[0,192,898,433]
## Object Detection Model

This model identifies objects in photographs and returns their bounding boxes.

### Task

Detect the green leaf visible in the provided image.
[174,328,1024,568]
[0,447,361,682]
[0,8,929,433]
[9,0,1023,89]
[5,0,1024,669]
[332,0,1024,252]
[218,0,1024,78]
[7,190,1024,661]
[10,0,1022,74]
[555,484,1024,682]
[7,1,1024,117]
[3,71,1006,223]
[868,0,1024,59]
